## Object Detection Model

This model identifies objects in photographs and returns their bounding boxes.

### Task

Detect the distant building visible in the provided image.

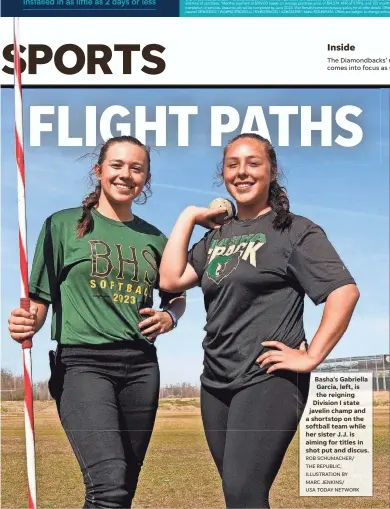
[315,354,390,391]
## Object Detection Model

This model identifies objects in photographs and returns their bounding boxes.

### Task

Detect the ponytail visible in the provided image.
[268,180,292,231]
[76,183,101,238]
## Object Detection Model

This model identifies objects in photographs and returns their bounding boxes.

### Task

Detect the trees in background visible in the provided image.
[1,368,200,401]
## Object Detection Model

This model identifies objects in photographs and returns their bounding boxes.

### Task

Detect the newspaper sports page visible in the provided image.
[0,4,389,509]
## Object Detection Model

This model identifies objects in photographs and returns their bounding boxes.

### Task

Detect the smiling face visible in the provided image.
[95,141,150,208]
[223,137,275,215]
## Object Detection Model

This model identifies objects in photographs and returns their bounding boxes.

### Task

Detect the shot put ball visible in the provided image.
[208,198,236,224]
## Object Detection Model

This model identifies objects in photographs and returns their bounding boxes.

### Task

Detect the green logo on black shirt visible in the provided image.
[206,232,266,285]
[207,252,241,284]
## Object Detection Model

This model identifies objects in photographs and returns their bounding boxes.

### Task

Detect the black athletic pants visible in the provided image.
[201,372,311,509]
[49,342,160,509]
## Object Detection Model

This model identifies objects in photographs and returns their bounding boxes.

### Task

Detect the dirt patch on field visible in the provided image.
[374,391,389,406]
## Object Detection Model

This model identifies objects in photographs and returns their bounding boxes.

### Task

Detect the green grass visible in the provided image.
[1,398,388,508]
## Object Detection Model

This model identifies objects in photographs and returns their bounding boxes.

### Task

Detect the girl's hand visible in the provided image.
[8,305,38,343]
[184,206,227,230]
[138,308,175,342]
[256,341,318,374]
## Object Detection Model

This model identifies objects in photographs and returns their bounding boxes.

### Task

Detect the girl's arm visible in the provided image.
[164,295,186,321]
[305,283,360,366]
[8,298,50,343]
[159,206,223,292]
[257,284,360,373]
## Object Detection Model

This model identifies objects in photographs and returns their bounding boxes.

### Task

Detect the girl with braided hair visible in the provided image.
[8,135,185,508]
[160,133,359,509]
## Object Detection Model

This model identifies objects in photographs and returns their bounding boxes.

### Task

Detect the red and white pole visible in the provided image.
[14,17,37,509]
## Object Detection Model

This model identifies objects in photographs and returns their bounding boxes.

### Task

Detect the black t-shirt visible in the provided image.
[188,210,355,390]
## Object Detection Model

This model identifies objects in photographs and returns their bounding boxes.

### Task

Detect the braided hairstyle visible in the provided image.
[219,133,292,231]
[76,135,151,238]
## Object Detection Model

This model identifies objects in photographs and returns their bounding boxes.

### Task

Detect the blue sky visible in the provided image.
[1,88,389,385]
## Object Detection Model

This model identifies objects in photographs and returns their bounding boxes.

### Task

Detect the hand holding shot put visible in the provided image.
[176,198,235,232]
[208,198,236,225]
[190,206,225,229]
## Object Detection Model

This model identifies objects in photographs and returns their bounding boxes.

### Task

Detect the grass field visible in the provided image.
[2,394,389,509]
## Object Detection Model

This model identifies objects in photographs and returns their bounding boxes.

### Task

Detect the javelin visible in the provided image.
[14,17,38,509]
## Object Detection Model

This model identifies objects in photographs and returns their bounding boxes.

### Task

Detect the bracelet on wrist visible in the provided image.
[163,309,178,329]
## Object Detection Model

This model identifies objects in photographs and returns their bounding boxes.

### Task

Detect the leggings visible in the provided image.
[201,372,310,509]
[49,342,160,509]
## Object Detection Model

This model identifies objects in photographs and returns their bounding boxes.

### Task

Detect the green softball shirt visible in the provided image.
[28,207,178,346]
